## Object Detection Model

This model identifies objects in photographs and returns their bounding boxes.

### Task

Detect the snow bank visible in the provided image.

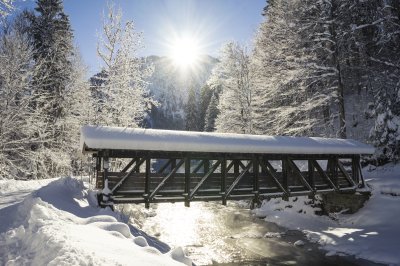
[0,177,191,266]
[253,163,400,265]
[81,125,374,155]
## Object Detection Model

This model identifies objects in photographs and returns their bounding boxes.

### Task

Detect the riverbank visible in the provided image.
[253,163,400,265]
[0,177,191,265]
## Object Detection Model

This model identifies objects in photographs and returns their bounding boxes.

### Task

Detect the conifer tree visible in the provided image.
[185,86,199,131]
[204,91,220,132]
[198,84,213,131]
[368,0,400,163]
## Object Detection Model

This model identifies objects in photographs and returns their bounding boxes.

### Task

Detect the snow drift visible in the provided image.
[0,177,191,266]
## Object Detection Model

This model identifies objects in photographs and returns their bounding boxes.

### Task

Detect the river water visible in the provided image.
[121,202,383,266]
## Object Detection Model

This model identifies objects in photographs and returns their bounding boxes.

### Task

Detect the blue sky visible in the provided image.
[15,0,266,75]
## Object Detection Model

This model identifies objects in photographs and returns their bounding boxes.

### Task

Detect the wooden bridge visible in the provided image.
[80,126,374,208]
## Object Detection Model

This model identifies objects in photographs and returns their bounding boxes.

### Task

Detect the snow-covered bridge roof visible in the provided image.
[80,125,374,155]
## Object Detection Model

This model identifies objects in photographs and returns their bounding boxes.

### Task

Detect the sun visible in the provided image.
[169,37,201,68]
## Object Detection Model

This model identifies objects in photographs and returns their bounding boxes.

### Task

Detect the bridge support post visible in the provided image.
[282,157,289,201]
[307,159,316,199]
[184,157,191,207]
[145,158,151,209]
[98,157,114,210]
[221,157,227,205]
[352,155,364,188]
[252,156,261,209]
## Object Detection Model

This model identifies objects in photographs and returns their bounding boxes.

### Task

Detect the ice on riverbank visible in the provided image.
[253,163,400,265]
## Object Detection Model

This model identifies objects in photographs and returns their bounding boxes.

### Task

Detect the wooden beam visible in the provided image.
[337,159,356,187]
[192,160,204,174]
[328,156,339,188]
[157,159,172,174]
[311,160,338,191]
[260,160,289,197]
[234,160,239,174]
[238,160,246,170]
[286,159,314,192]
[190,160,221,200]
[112,158,145,193]
[225,161,253,200]
[226,160,235,173]
[307,160,315,190]
[204,160,210,173]
[253,156,260,207]
[144,158,151,208]
[148,159,185,201]
[282,157,289,199]
[121,158,137,173]
[221,158,227,205]
[171,159,176,171]
[185,157,191,207]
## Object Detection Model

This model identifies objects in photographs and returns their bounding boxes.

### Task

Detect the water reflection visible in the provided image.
[122,202,382,266]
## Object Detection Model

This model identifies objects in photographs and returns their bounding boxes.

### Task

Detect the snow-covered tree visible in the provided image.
[0,0,15,18]
[252,0,380,138]
[185,86,199,131]
[0,16,51,179]
[24,0,80,177]
[368,0,400,163]
[96,2,153,127]
[212,42,255,134]
[251,0,317,136]
[198,84,213,131]
[204,90,220,132]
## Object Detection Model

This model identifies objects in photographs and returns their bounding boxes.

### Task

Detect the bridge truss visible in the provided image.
[93,150,363,208]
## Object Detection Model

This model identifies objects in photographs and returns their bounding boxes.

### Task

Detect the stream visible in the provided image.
[121,201,383,266]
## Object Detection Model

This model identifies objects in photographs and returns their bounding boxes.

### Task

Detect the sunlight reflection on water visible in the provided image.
[120,202,384,266]
[125,201,281,265]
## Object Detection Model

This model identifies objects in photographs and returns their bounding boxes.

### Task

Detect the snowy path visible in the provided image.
[0,178,191,266]
[0,179,54,209]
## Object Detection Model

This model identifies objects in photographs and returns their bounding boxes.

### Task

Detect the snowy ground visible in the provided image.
[0,177,191,266]
[253,163,400,266]
[1,164,399,266]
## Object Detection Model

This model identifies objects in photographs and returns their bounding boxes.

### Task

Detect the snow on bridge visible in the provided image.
[80,125,374,155]
[80,125,374,208]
